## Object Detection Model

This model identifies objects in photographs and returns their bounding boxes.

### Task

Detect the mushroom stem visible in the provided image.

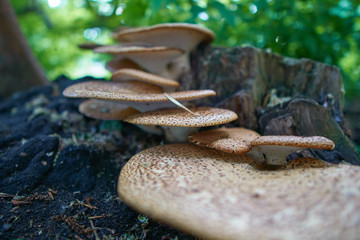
[136,124,163,135]
[162,126,199,143]
[165,53,191,80]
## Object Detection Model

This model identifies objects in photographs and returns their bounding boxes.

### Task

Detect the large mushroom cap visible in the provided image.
[63,80,163,99]
[118,143,360,240]
[248,135,336,165]
[63,80,215,103]
[112,68,180,89]
[188,127,260,154]
[79,99,139,120]
[113,23,215,52]
[124,107,238,127]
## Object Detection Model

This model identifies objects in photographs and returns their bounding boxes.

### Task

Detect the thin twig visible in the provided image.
[89,219,101,240]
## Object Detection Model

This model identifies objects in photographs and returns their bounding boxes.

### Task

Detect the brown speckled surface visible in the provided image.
[118,143,360,240]
[188,127,260,153]
[252,135,335,150]
[124,107,238,127]
[63,80,216,102]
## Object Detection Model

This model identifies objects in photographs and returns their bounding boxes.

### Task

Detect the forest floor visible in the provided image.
[0,76,193,240]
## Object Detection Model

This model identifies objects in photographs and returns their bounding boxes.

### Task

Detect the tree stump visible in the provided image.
[179,45,359,165]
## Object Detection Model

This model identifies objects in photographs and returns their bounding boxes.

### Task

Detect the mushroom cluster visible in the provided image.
[65,23,238,142]
[68,23,360,239]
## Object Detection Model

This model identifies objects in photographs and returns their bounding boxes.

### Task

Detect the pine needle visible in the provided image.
[164,92,199,116]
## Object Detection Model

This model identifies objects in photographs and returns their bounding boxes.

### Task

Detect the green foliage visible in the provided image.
[11,0,360,98]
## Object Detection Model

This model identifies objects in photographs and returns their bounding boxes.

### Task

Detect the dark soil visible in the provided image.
[0,76,193,239]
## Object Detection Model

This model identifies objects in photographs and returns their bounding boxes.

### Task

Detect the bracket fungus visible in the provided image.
[118,143,360,240]
[112,68,180,91]
[113,23,215,51]
[94,45,184,77]
[79,99,139,120]
[105,57,143,73]
[124,107,238,142]
[188,128,335,165]
[188,127,260,154]
[112,23,215,79]
[248,135,335,165]
[63,80,215,112]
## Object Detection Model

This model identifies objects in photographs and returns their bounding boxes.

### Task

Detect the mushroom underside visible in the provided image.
[247,145,305,165]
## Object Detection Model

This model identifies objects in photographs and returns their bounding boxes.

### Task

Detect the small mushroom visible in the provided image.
[63,80,215,112]
[112,68,179,91]
[248,135,335,165]
[79,99,139,120]
[124,107,238,142]
[113,23,215,51]
[94,45,184,78]
[112,23,215,79]
[78,99,163,135]
[106,57,143,73]
[188,127,260,154]
[118,143,360,240]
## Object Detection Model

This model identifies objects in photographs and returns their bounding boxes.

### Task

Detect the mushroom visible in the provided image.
[62,80,216,112]
[248,135,335,165]
[118,143,360,240]
[112,23,215,51]
[94,45,184,78]
[112,68,179,91]
[112,23,215,79]
[189,128,335,166]
[106,58,143,73]
[124,107,238,142]
[79,99,139,120]
[188,127,260,154]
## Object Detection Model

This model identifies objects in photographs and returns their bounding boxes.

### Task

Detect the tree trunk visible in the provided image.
[0,0,48,99]
[179,45,360,164]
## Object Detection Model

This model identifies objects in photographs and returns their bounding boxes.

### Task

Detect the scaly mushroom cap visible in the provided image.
[94,46,184,75]
[112,68,180,90]
[63,80,163,99]
[113,23,215,52]
[63,80,215,103]
[106,58,143,73]
[79,99,139,120]
[248,135,335,165]
[118,143,360,240]
[124,107,238,127]
[251,135,335,150]
[188,127,260,154]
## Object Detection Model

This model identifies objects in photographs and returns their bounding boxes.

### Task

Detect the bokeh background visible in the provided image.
[11,0,360,100]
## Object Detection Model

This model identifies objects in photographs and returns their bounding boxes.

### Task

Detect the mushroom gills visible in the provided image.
[161,126,199,143]
[247,145,304,165]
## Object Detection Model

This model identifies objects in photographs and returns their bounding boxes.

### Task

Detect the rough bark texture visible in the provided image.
[179,45,359,164]
[0,0,48,98]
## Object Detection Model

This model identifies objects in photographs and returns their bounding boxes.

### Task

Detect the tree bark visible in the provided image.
[0,0,48,99]
[180,45,360,164]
